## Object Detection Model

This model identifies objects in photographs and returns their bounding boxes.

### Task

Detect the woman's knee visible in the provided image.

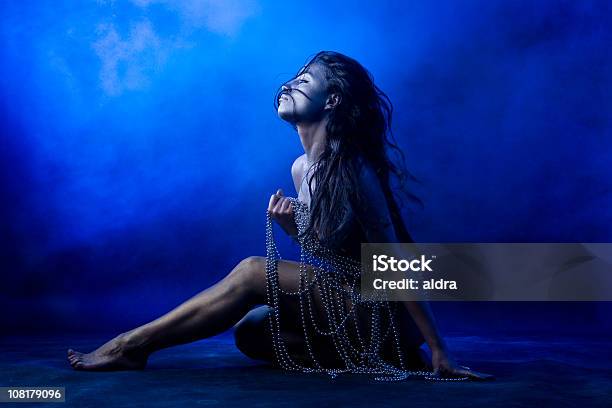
[233,306,273,361]
[229,256,266,298]
[235,256,266,280]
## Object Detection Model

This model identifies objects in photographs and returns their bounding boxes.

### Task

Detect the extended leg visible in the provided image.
[67,256,280,371]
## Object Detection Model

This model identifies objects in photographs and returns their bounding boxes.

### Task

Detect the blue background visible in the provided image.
[1,0,610,336]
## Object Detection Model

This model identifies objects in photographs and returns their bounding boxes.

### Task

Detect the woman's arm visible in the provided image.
[353,162,492,380]
[352,164,448,352]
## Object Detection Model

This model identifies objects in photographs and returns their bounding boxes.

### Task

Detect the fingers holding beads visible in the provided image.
[268,188,298,236]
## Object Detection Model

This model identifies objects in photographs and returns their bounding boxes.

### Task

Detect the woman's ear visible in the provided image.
[325,93,341,110]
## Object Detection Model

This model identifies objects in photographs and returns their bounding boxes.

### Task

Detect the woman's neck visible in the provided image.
[297,119,328,166]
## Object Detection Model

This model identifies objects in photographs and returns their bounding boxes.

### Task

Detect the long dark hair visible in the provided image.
[274,51,423,249]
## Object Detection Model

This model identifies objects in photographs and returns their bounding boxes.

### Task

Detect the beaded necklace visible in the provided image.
[265,197,468,382]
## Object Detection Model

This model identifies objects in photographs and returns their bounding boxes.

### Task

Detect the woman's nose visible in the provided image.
[281,84,290,91]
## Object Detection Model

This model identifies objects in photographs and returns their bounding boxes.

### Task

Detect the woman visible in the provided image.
[67,51,491,381]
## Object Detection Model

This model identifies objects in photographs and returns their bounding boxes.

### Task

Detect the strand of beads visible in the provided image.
[265,198,469,382]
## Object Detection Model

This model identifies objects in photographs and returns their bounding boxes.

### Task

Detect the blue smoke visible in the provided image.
[1,0,610,334]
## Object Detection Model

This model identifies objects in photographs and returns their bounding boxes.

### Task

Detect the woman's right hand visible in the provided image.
[431,347,495,381]
[268,188,299,237]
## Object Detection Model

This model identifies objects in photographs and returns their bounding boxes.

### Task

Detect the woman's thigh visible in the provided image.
[233,258,335,364]
[234,258,426,368]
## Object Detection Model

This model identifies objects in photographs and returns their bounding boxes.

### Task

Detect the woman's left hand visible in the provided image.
[431,348,494,381]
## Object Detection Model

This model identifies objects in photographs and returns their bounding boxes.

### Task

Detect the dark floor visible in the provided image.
[0,333,611,407]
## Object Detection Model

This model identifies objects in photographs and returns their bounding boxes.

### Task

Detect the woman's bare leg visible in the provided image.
[233,269,430,371]
[67,256,298,371]
[234,306,430,370]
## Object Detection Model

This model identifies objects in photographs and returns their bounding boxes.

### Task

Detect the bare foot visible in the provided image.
[67,333,149,371]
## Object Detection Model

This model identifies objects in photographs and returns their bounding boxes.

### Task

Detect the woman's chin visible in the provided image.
[277,109,297,124]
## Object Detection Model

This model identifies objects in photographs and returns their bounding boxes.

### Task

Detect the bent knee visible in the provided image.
[231,256,266,285]
[233,306,273,361]
[234,305,271,340]
[223,256,267,302]
[238,256,266,271]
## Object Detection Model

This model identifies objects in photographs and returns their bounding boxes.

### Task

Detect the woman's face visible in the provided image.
[277,62,331,124]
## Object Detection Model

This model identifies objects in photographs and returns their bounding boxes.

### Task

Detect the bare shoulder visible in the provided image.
[291,154,307,194]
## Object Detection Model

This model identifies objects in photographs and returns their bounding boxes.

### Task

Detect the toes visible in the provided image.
[68,348,83,357]
[68,352,85,367]
[66,351,86,370]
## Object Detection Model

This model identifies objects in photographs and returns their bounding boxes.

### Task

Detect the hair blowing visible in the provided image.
[274,51,423,250]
